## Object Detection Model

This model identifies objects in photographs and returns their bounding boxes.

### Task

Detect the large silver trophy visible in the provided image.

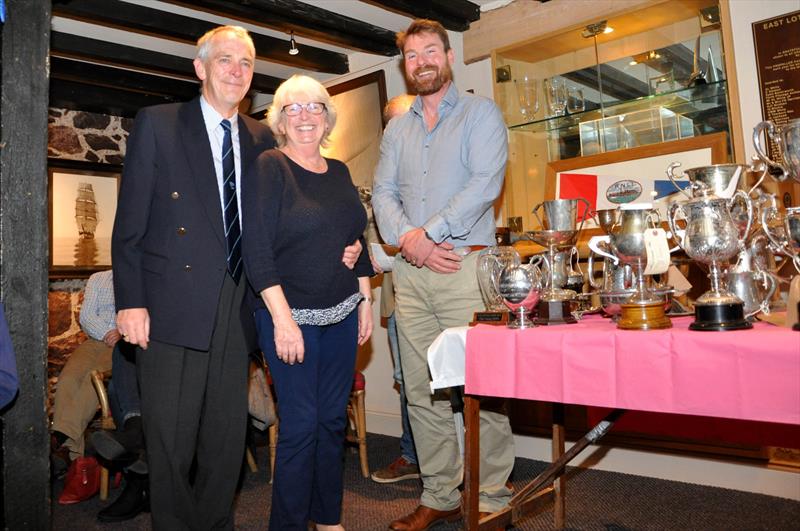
[524,198,591,324]
[669,184,754,330]
[589,203,673,330]
[753,118,800,183]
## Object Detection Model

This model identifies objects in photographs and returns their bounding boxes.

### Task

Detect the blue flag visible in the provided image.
[0,1,6,24]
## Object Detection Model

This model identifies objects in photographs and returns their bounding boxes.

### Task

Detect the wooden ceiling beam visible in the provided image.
[50,78,179,118]
[50,32,283,94]
[52,0,349,74]
[362,0,480,31]
[50,56,201,100]
[164,0,399,56]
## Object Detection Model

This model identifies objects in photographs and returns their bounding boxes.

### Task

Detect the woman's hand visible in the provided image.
[274,316,305,364]
[357,299,373,345]
[260,285,304,364]
[357,278,374,345]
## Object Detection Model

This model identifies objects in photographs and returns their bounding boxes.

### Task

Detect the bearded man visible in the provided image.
[372,18,514,531]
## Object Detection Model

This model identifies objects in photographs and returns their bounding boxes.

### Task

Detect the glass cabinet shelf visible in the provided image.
[508,81,728,159]
[509,80,728,136]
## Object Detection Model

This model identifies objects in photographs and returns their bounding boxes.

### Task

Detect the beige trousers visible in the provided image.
[393,253,514,512]
[51,338,113,458]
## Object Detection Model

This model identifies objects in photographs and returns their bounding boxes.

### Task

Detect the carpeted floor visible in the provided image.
[52,433,800,530]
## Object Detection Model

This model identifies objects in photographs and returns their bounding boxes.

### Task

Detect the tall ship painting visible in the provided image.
[75,182,98,240]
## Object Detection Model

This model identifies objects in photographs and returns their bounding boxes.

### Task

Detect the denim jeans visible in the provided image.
[388,313,417,464]
[108,341,141,427]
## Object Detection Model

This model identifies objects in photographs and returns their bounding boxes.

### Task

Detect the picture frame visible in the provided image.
[49,159,122,279]
[322,70,388,190]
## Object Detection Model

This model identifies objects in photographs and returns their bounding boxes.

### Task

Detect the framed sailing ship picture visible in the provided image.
[49,160,122,278]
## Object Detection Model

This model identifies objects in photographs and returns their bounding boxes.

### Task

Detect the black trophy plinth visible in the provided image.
[689,302,753,331]
[794,301,800,331]
[534,299,576,325]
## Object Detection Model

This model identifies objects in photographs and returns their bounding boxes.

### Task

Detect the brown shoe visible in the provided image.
[371,456,420,484]
[388,505,461,530]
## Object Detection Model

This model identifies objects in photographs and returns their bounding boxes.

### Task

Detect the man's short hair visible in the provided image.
[196,25,255,62]
[396,19,450,55]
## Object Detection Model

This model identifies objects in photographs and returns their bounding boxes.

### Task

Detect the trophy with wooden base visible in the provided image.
[590,203,673,330]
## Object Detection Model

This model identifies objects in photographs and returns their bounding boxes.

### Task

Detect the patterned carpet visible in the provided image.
[52,432,800,530]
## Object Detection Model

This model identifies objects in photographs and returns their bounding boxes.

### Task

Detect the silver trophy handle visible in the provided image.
[730,189,754,245]
[747,156,770,195]
[587,250,603,290]
[753,121,789,182]
[761,205,787,254]
[569,245,583,275]
[666,161,693,199]
[531,201,545,230]
[587,235,617,264]
[754,270,777,317]
[667,202,687,252]
[577,197,593,234]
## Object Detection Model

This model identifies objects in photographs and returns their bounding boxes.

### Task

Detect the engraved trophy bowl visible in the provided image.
[669,188,755,331]
[494,264,542,329]
[753,118,800,183]
[666,162,750,200]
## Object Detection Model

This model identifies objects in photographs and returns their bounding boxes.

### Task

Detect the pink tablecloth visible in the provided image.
[465,315,800,425]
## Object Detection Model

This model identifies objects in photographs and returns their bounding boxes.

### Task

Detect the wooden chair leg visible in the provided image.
[90,369,114,501]
[245,447,258,473]
[352,389,369,478]
[268,422,278,484]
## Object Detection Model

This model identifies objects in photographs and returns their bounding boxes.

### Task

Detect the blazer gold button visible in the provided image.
[171,192,180,199]
[177,227,187,235]
[184,265,192,272]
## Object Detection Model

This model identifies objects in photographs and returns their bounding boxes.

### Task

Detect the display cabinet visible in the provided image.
[494,0,734,231]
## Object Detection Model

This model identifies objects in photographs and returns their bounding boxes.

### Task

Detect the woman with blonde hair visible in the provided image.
[242,74,374,530]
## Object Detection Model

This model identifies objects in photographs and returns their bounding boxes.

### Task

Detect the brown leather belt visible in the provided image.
[466,245,488,253]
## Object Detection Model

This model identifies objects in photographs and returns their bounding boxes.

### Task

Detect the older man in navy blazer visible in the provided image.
[112,26,270,530]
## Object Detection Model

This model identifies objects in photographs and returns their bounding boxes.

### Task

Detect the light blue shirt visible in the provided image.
[80,269,117,341]
[372,82,507,247]
[199,96,243,229]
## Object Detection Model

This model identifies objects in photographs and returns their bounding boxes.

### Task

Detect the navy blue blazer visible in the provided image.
[112,97,275,352]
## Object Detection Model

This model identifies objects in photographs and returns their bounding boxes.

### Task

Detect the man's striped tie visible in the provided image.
[220,119,242,283]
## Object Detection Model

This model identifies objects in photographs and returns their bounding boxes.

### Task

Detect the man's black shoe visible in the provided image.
[90,430,129,461]
[91,416,143,462]
[97,474,149,523]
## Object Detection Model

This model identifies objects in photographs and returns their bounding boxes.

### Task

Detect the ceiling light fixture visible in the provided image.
[289,31,299,56]
[582,20,613,38]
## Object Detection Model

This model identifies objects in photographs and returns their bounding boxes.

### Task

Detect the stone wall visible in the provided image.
[48,108,132,164]
[47,280,88,415]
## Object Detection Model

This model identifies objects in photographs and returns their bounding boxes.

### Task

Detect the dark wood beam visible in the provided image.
[362,0,480,31]
[50,78,182,118]
[1,0,51,527]
[563,65,649,102]
[52,0,350,74]
[50,56,201,101]
[164,0,398,56]
[51,32,283,94]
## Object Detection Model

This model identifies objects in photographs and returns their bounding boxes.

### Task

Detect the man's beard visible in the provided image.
[407,63,452,95]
